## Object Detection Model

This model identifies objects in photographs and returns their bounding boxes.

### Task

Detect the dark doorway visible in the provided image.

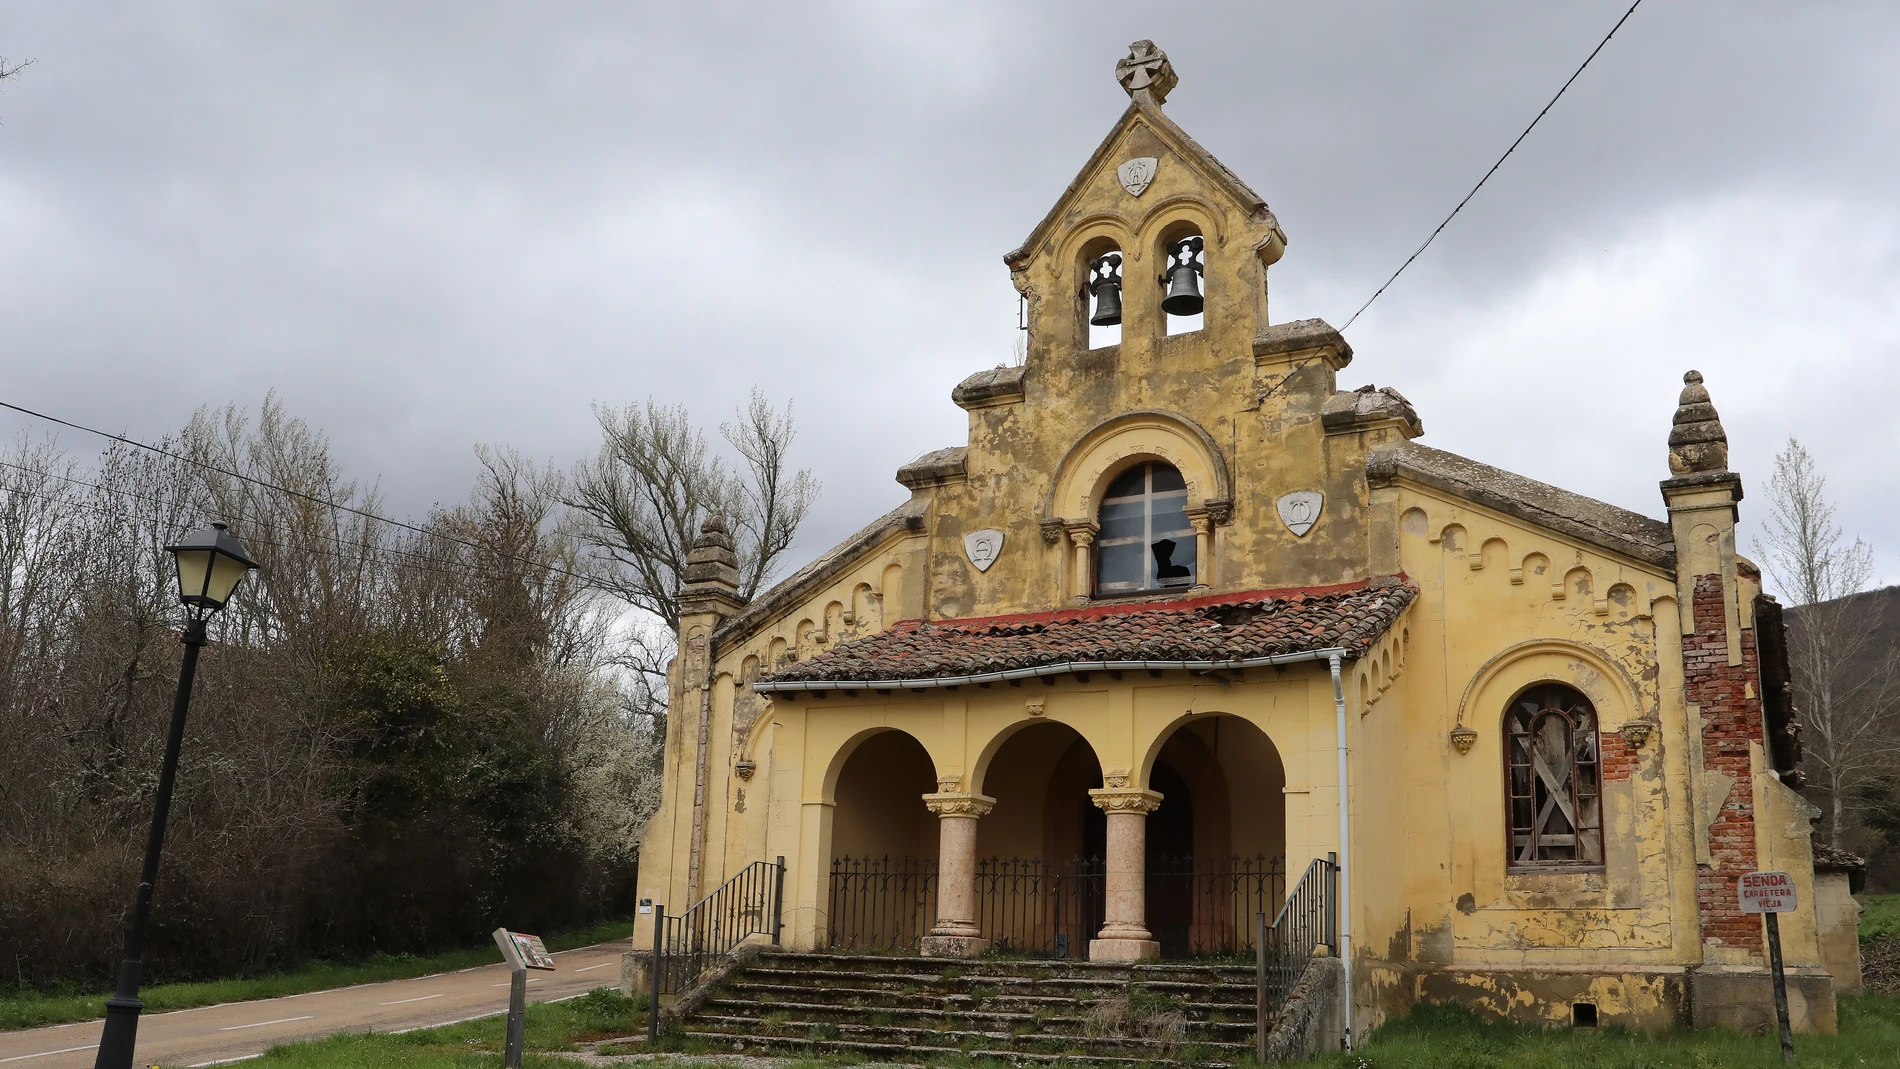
[1146,759,1196,957]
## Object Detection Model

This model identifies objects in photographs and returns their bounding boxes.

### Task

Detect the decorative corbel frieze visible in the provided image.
[1449,725,1478,755]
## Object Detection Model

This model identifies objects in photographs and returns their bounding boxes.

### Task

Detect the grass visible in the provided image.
[1,916,632,1033]
[203,988,648,1069]
[1305,992,1900,1069]
[1859,893,1900,943]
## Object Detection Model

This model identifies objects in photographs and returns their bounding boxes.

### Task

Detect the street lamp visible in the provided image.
[94,523,257,1069]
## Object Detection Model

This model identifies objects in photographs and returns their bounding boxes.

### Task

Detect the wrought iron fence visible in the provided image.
[653,856,785,995]
[1257,852,1338,1022]
[828,855,939,951]
[827,854,1284,958]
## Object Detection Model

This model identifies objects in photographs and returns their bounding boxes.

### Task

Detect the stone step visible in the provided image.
[721,988,1253,1017]
[678,1028,1247,1067]
[733,967,1256,997]
[755,950,1254,980]
[696,1003,1258,1038]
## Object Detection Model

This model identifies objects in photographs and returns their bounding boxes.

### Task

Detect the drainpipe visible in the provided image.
[1329,652,1354,1051]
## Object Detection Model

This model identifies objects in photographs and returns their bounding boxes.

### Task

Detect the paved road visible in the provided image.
[0,941,628,1068]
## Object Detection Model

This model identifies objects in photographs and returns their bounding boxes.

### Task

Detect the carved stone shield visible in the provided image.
[1117,157,1158,197]
[1276,491,1324,537]
[964,529,1004,572]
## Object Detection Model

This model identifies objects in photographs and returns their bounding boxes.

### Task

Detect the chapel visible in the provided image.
[632,41,1861,1040]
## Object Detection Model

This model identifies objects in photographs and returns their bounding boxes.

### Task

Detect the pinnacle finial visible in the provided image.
[1668,369,1729,475]
[681,514,743,604]
[1116,40,1177,106]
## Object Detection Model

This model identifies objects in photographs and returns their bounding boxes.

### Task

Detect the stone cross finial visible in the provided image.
[1667,370,1730,475]
[1115,40,1177,106]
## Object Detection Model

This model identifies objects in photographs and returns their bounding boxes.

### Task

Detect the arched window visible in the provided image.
[1096,462,1195,595]
[1505,684,1603,868]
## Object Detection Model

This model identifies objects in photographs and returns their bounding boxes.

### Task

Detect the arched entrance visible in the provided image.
[975,721,1104,956]
[1145,714,1287,957]
[827,729,937,949]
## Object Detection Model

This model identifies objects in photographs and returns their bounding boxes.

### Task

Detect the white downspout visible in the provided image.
[1330,652,1354,1050]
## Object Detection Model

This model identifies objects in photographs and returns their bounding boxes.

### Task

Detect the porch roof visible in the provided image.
[754,577,1416,691]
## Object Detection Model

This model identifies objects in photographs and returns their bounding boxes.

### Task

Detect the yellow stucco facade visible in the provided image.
[634,42,1852,1036]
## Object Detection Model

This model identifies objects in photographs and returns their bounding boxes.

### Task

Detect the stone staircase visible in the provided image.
[674,950,1260,1066]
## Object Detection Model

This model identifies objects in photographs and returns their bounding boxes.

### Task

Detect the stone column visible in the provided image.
[920,792,996,958]
[1067,524,1097,603]
[1088,786,1163,961]
[1187,508,1212,591]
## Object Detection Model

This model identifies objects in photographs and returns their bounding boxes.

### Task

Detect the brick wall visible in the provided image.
[1684,572,1764,957]
[1600,731,1636,783]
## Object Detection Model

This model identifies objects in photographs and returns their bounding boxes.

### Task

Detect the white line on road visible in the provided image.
[378,993,445,1006]
[217,1015,314,1031]
[0,1044,99,1063]
[489,978,539,987]
[187,1055,264,1066]
[574,962,615,972]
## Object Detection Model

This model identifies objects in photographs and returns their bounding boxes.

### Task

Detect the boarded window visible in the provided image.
[1505,684,1603,868]
[1095,462,1196,595]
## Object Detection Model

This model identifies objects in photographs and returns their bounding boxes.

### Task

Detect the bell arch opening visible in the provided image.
[1158,221,1204,336]
[1080,236,1124,350]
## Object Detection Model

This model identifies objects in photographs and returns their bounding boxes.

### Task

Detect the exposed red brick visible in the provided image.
[1685,573,1765,957]
[1600,731,1636,783]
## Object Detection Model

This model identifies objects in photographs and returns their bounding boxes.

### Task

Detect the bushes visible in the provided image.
[0,406,660,989]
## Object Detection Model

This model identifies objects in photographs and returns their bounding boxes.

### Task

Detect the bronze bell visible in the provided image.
[1161,236,1204,317]
[1088,252,1123,327]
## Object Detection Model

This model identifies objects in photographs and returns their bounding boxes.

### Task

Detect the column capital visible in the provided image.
[1089,787,1163,814]
[1065,521,1099,548]
[923,791,997,817]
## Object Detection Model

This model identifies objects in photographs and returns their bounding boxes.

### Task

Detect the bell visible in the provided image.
[1162,236,1204,317]
[1088,252,1123,327]
[1090,279,1123,326]
[1162,265,1203,316]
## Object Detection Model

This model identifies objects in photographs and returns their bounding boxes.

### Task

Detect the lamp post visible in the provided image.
[93,523,257,1069]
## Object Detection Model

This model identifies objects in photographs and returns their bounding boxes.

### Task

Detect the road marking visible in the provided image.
[217,1014,314,1031]
[489,978,540,987]
[574,962,615,972]
[378,993,445,1006]
[0,1045,99,1063]
[187,1056,264,1066]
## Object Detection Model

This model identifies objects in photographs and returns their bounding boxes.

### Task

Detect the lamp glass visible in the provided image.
[173,547,216,607]
[203,551,252,607]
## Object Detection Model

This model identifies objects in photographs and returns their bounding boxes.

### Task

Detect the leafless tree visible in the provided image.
[1755,437,1900,847]
[569,389,817,630]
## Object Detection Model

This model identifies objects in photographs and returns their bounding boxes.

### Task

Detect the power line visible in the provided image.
[1340,0,1645,331]
[0,398,607,592]
[0,457,573,591]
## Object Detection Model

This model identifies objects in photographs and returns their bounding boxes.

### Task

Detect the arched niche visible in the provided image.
[1046,410,1231,525]
[1455,639,1645,747]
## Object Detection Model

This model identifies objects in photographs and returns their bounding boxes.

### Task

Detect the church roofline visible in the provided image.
[712,496,929,651]
[1003,98,1270,271]
[1369,441,1677,572]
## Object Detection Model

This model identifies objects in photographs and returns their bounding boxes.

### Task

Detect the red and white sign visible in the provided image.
[1738,870,1797,914]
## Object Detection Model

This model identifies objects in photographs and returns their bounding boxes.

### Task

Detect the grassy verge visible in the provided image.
[0,916,632,1033]
[1307,992,1900,1068]
[1860,893,1900,942]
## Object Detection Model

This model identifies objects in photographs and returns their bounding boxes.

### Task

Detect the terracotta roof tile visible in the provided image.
[759,578,1416,687]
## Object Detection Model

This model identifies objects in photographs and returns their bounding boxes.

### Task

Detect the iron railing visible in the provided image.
[653,856,784,996]
[828,855,938,951]
[1256,851,1338,1034]
[827,855,1284,958]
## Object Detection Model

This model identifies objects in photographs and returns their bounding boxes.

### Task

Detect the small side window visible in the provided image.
[1505,684,1603,869]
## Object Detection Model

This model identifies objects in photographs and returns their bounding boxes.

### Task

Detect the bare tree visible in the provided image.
[1755,437,1900,847]
[569,390,817,631]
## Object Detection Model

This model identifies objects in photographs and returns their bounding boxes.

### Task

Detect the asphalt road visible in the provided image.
[0,941,628,1068]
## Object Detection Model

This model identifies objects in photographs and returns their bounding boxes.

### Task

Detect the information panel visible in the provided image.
[1738,870,1797,914]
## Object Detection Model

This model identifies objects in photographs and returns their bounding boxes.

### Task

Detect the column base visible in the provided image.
[921,934,990,958]
[1089,938,1161,962]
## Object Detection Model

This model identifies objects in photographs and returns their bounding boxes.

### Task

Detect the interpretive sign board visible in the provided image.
[509,931,556,970]
[1738,870,1797,914]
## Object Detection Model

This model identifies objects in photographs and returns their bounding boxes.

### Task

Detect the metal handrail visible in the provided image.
[1255,852,1339,1060]
[652,855,785,998]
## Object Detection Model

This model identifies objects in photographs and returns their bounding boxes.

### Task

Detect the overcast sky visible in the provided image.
[4,2,1899,598]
